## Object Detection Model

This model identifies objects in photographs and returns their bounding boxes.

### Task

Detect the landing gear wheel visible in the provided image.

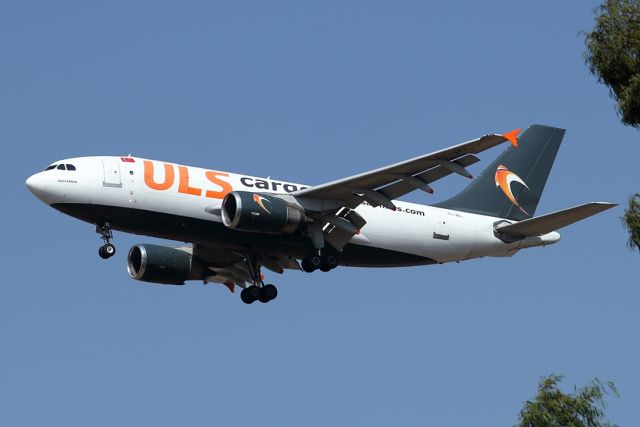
[248,286,261,303]
[320,254,338,272]
[241,256,278,304]
[301,255,322,272]
[259,284,278,303]
[301,257,316,273]
[104,243,116,257]
[310,255,322,269]
[96,222,115,260]
[241,287,256,304]
[241,286,261,304]
[302,254,338,272]
[98,243,116,259]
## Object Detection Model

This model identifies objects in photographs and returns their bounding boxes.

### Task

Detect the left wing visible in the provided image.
[292,129,520,210]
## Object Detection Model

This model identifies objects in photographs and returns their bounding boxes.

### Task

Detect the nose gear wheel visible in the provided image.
[96,222,116,259]
[98,243,116,259]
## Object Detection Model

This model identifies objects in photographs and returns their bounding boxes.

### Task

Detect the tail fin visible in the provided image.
[435,124,565,220]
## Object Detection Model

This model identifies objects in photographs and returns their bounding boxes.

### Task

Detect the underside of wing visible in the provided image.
[193,243,299,291]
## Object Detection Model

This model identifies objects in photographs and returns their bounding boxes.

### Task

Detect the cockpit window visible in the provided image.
[44,163,76,171]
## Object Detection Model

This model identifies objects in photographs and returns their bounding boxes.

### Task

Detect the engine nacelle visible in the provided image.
[221,191,305,233]
[127,244,203,285]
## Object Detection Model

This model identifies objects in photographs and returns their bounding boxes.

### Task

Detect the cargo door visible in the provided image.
[102,158,122,188]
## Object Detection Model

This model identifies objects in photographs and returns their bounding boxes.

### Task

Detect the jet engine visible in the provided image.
[221,191,305,233]
[127,244,204,285]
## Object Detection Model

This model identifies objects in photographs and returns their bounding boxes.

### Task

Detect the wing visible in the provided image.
[292,129,520,210]
[193,243,300,292]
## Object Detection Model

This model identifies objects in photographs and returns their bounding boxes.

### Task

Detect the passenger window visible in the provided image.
[57,164,66,170]
[45,165,56,171]
[66,164,76,171]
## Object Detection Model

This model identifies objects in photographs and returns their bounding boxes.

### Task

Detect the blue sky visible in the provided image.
[2,1,639,425]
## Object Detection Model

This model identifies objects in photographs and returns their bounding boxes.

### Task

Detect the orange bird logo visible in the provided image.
[252,194,272,214]
[495,165,529,215]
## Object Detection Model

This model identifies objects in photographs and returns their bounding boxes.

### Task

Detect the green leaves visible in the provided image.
[584,1,640,251]
[516,375,618,427]
[623,193,640,251]
[584,0,640,127]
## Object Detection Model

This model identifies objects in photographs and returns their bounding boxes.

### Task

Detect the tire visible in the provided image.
[325,255,338,270]
[98,246,109,259]
[247,286,261,302]
[301,258,315,273]
[258,290,270,303]
[320,254,338,272]
[104,243,116,258]
[262,284,278,301]
[240,287,254,304]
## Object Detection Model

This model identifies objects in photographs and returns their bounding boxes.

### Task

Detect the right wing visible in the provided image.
[292,128,520,210]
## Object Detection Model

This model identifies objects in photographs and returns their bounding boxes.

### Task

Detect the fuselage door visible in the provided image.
[102,158,122,188]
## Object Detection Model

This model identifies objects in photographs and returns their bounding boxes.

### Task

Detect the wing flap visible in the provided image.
[495,202,617,238]
[379,154,480,199]
[323,208,368,250]
[260,255,301,273]
[193,244,299,289]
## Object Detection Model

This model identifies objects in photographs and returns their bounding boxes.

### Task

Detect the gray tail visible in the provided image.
[435,124,566,221]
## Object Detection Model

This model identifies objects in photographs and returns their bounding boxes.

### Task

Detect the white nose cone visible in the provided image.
[26,173,53,204]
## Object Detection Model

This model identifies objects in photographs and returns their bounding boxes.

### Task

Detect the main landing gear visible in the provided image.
[300,222,339,273]
[240,283,278,304]
[240,256,278,304]
[96,222,116,259]
[300,253,339,273]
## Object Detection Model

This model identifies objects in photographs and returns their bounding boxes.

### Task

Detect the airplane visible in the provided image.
[25,124,616,304]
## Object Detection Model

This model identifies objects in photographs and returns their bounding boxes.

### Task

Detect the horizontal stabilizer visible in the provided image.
[495,202,617,238]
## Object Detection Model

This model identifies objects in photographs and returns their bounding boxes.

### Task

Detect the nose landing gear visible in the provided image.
[96,222,116,259]
[98,243,116,259]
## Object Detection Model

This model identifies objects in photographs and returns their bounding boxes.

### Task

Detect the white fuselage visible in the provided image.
[26,156,560,264]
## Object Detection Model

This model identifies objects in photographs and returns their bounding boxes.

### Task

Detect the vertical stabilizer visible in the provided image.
[435,124,565,221]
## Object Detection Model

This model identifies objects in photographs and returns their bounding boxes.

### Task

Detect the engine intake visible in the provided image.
[221,191,305,233]
[127,244,203,285]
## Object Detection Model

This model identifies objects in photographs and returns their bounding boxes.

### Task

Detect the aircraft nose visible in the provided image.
[26,173,42,192]
[26,172,51,203]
